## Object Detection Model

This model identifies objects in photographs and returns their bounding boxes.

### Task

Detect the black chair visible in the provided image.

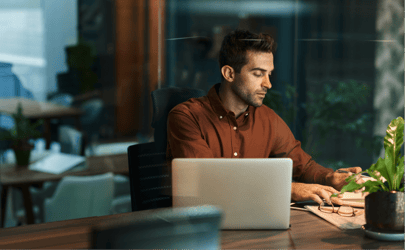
[127,142,170,211]
[151,87,206,151]
[128,87,206,212]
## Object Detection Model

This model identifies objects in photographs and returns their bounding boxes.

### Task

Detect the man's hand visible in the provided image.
[291,182,341,205]
[326,166,364,191]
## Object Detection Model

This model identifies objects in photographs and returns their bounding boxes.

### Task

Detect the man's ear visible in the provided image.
[221,65,235,82]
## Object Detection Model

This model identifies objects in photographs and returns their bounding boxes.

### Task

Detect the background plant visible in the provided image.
[0,103,43,147]
[333,117,404,195]
[263,79,382,170]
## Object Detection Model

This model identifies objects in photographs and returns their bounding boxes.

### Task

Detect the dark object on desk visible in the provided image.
[365,191,404,233]
[91,205,223,249]
[151,87,206,151]
[127,142,170,211]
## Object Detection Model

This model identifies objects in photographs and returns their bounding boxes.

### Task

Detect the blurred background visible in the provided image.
[0,0,403,227]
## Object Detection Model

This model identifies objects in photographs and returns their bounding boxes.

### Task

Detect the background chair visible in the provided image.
[59,125,83,155]
[151,87,206,151]
[48,93,74,107]
[80,98,105,156]
[127,142,169,212]
[43,172,114,223]
[48,93,74,143]
[126,87,206,212]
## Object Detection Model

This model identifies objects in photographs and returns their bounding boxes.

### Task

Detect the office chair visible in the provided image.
[43,172,114,222]
[126,87,205,212]
[80,98,105,156]
[151,87,206,151]
[48,93,74,142]
[127,142,170,211]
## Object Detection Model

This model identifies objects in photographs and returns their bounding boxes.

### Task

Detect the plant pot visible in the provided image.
[365,191,404,232]
[12,144,34,168]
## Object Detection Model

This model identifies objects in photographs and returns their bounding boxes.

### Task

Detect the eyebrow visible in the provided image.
[250,67,274,73]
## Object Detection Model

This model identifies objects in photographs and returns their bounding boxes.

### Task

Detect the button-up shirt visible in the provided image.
[167,83,334,184]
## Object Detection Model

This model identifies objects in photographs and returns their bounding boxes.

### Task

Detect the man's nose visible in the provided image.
[262,75,272,89]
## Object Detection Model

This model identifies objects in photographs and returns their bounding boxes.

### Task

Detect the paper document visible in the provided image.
[305,205,365,230]
[29,152,86,174]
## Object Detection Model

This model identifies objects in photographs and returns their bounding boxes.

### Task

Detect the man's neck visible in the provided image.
[218,82,248,119]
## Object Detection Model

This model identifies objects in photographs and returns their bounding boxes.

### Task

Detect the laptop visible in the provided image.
[172,158,293,229]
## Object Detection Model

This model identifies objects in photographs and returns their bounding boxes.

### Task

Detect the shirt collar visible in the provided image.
[208,83,254,118]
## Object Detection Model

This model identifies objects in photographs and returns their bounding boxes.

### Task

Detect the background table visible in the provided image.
[0,153,128,227]
[0,97,83,149]
[0,209,402,249]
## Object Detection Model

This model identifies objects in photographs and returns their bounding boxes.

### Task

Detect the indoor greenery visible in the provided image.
[0,103,43,148]
[332,117,404,196]
[263,79,382,170]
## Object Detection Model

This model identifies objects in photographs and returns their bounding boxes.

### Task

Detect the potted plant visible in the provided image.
[0,103,43,167]
[332,116,404,233]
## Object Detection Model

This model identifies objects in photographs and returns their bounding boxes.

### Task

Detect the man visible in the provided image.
[167,29,363,205]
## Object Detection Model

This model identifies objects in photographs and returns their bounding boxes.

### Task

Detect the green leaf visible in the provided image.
[339,180,363,193]
[366,169,390,191]
[394,155,405,190]
[383,117,404,189]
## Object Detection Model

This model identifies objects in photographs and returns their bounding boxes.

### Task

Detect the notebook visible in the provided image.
[28,152,86,174]
[172,158,293,229]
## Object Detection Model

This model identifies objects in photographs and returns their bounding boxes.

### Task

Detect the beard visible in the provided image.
[231,81,263,107]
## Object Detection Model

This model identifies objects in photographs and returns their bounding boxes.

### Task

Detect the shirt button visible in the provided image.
[233,126,237,130]
[219,116,223,119]
[234,152,238,156]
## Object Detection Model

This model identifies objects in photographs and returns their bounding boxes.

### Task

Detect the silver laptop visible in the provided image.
[172,158,293,229]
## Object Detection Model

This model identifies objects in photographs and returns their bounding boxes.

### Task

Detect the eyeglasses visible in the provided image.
[318,202,364,217]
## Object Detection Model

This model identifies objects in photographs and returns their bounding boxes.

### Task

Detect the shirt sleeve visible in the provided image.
[167,107,214,159]
[271,114,334,185]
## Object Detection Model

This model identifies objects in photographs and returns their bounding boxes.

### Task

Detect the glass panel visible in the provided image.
[165,0,404,170]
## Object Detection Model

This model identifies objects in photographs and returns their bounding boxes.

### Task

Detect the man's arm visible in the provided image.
[167,108,214,158]
[270,113,334,184]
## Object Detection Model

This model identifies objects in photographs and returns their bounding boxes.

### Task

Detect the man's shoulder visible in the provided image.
[256,104,279,117]
[169,96,209,115]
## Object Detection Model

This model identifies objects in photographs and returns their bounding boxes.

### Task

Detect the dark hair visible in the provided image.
[218,29,277,80]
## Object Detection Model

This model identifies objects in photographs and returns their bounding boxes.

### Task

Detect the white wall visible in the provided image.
[42,0,78,96]
[0,0,77,101]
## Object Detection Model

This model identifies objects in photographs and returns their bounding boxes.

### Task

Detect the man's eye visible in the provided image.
[254,73,263,77]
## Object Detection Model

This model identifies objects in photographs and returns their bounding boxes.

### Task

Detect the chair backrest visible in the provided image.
[80,98,104,126]
[43,172,114,223]
[151,87,206,151]
[58,125,83,155]
[0,62,34,99]
[92,205,223,249]
[127,142,170,212]
[49,93,74,107]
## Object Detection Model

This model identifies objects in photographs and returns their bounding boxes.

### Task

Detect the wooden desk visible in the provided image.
[0,153,128,228]
[0,97,83,149]
[0,209,402,249]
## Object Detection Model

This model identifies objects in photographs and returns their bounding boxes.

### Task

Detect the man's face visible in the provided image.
[231,51,274,107]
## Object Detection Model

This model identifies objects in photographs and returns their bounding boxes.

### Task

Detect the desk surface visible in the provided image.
[0,153,128,186]
[0,97,82,119]
[0,209,402,249]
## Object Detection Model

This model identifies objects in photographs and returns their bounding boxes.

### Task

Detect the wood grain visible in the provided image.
[0,209,402,249]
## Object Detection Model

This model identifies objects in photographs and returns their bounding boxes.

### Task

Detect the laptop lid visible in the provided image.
[172,158,293,229]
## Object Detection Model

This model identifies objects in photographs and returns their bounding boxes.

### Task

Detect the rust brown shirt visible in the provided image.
[167,83,334,184]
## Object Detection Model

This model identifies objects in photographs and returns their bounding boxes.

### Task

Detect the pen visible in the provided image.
[336,169,370,178]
